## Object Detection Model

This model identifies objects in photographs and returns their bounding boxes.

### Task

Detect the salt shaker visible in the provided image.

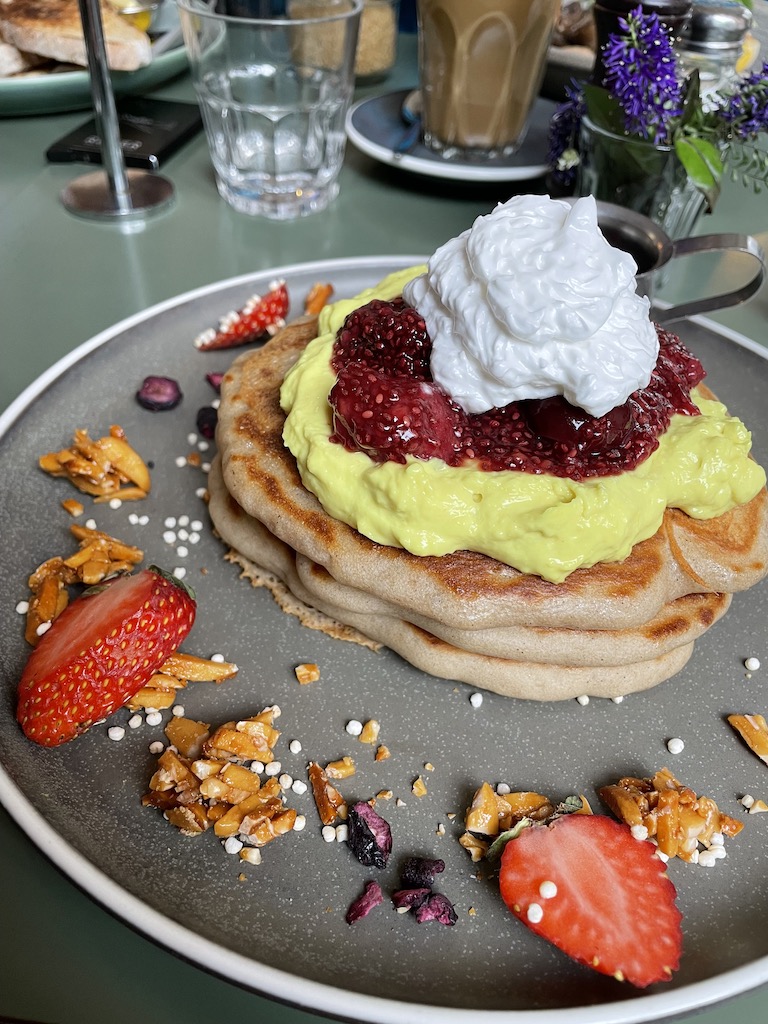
[677,1,753,107]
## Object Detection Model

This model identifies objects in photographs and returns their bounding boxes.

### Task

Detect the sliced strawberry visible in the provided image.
[17,567,196,747]
[194,280,289,351]
[498,813,682,988]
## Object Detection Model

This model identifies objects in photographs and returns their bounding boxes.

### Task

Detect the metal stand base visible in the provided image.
[61,169,175,221]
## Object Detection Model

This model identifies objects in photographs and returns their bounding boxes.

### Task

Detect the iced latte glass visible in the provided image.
[416,0,559,159]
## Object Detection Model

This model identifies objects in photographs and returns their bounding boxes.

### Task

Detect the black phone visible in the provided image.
[45,96,203,170]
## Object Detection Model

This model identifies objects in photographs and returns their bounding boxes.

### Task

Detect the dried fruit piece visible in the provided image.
[136,375,183,411]
[499,814,682,987]
[414,892,457,926]
[194,280,289,350]
[17,567,196,747]
[599,768,743,861]
[727,714,768,765]
[196,406,218,439]
[400,856,445,889]
[39,425,151,501]
[392,887,430,912]
[347,801,392,868]
[345,880,384,924]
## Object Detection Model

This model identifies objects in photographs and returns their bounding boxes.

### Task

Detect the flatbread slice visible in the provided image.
[0,0,151,71]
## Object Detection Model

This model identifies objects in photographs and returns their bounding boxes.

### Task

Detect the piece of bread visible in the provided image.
[0,34,45,74]
[0,0,151,71]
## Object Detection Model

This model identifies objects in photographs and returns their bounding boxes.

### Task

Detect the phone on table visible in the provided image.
[45,96,203,170]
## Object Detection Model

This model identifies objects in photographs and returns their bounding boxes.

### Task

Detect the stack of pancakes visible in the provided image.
[209,315,768,701]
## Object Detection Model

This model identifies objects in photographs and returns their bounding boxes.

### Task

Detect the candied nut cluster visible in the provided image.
[39,424,151,501]
[127,651,238,711]
[25,525,144,645]
[727,713,768,766]
[459,783,561,862]
[304,282,334,316]
[142,707,298,851]
[599,768,743,862]
[308,760,348,825]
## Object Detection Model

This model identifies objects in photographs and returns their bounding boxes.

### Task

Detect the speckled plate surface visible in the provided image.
[1,257,768,1024]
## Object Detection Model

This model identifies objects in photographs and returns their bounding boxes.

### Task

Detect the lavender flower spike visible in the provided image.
[602,5,684,145]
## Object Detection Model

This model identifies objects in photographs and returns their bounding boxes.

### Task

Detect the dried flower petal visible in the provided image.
[391,887,430,911]
[196,406,218,439]
[345,880,384,924]
[347,800,392,868]
[413,892,458,926]
[136,376,183,411]
[400,856,445,889]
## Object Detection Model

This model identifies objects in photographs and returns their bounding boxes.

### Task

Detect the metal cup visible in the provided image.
[565,198,765,325]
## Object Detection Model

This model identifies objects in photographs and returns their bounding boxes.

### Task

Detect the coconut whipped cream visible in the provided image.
[402,195,659,419]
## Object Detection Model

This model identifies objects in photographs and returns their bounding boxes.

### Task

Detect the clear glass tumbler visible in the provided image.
[177,0,362,219]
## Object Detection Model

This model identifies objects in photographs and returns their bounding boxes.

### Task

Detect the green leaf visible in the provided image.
[485,818,533,862]
[675,135,723,210]
[582,84,627,135]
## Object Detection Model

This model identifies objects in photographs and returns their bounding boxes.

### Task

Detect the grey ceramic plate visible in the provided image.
[0,8,186,117]
[345,90,555,182]
[1,257,768,1024]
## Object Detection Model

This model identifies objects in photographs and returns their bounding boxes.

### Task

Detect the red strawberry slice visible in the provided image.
[194,280,289,350]
[498,813,682,988]
[17,567,196,747]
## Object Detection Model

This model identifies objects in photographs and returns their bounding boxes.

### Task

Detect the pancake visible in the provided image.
[210,316,768,700]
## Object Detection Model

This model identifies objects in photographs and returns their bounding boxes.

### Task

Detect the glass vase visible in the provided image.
[575,114,707,240]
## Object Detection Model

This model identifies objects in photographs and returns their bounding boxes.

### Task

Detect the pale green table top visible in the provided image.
[1,32,767,1024]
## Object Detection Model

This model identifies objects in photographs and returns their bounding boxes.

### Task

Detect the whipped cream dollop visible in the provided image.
[402,195,659,419]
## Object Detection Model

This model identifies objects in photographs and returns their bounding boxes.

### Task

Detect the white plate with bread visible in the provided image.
[0,0,187,117]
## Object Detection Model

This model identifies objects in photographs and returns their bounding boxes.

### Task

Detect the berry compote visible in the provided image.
[328,297,706,481]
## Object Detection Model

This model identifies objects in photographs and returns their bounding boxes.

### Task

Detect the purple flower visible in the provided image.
[602,5,684,144]
[547,80,585,188]
[715,61,768,139]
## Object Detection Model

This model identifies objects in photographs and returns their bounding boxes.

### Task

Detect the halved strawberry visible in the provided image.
[498,813,682,988]
[194,280,289,350]
[17,567,196,747]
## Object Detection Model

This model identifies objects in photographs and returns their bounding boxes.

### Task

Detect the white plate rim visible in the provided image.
[345,91,552,183]
[2,255,768,1024]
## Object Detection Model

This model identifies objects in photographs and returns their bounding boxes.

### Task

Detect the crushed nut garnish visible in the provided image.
[126,651,238,711]
[727,714,768,766]
[61,498,84,517]
[325,755,356,779]
[203,707,281,763]
[295,663,320,685]
[459,785,562,861]
[24,525,144,645]
[359,719,380,744]
[39,425,150,501]
[599,768,743,862]
[412,776,428,798]
[304,282,334,315]
[308,760,348,825]
[142,707,298,852]
[375,744,391,761]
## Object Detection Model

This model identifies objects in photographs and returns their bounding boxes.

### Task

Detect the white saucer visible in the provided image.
[345,89,556,182]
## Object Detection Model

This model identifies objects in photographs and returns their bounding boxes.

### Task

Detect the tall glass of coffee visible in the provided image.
[416,0,559,159]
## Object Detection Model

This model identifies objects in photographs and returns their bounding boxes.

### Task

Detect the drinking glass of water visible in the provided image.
[177,0,362,219]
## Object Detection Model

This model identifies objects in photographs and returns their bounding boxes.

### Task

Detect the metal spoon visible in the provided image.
[393,89,422,157]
